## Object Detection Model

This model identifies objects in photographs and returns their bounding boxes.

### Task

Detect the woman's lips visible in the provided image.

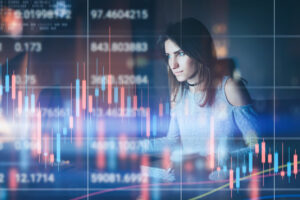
[174,70,183,75]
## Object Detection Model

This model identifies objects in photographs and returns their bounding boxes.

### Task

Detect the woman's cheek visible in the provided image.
[178,57,189,69]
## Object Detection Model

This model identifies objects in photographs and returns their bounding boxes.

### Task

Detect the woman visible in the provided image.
[142,18,260,179]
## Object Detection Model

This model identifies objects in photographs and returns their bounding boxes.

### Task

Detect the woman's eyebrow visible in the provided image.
[166,49,182,55]
[173,49,183,54]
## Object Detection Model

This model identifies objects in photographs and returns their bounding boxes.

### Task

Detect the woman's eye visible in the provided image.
[179,51,185,56]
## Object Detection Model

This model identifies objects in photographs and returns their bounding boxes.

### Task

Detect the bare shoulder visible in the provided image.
[224,77,252,106]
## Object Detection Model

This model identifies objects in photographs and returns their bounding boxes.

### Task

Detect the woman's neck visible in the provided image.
[188,81,206,93]
[186,69,202,93]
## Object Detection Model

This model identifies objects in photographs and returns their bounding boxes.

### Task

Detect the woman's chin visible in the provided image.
[175,77,187,82]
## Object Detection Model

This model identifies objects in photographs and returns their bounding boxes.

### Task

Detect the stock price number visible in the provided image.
[90,41,148,53]
[91,75,148,85]
[15,9,72,20]
[91,173,142,184]
[90,9,148,20]
[15,74,37,85]
[16,173,55,184]
[14,42,42,53]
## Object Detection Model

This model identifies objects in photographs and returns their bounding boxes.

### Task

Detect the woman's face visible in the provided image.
[164,39,199,83]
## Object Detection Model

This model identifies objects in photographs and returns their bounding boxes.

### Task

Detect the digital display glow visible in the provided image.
[0,0,299,200]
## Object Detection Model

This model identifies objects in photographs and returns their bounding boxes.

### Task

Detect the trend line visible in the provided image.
[70,168,276,200]
[69,179,224,200]
[189,160,300,200]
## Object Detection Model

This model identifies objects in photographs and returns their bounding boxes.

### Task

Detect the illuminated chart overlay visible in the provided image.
[0,0,300,200]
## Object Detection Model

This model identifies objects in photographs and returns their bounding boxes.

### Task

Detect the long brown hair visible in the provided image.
[159,18,217,106]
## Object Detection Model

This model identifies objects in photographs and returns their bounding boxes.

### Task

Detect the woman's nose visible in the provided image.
[169,58,179,69]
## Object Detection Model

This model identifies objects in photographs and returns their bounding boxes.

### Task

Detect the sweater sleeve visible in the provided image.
[232,104,260,148]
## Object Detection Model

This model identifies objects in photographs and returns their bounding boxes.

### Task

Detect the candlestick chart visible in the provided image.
[0,0,300,200]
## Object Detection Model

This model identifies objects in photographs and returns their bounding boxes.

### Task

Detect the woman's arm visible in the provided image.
[224,78,259,147]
